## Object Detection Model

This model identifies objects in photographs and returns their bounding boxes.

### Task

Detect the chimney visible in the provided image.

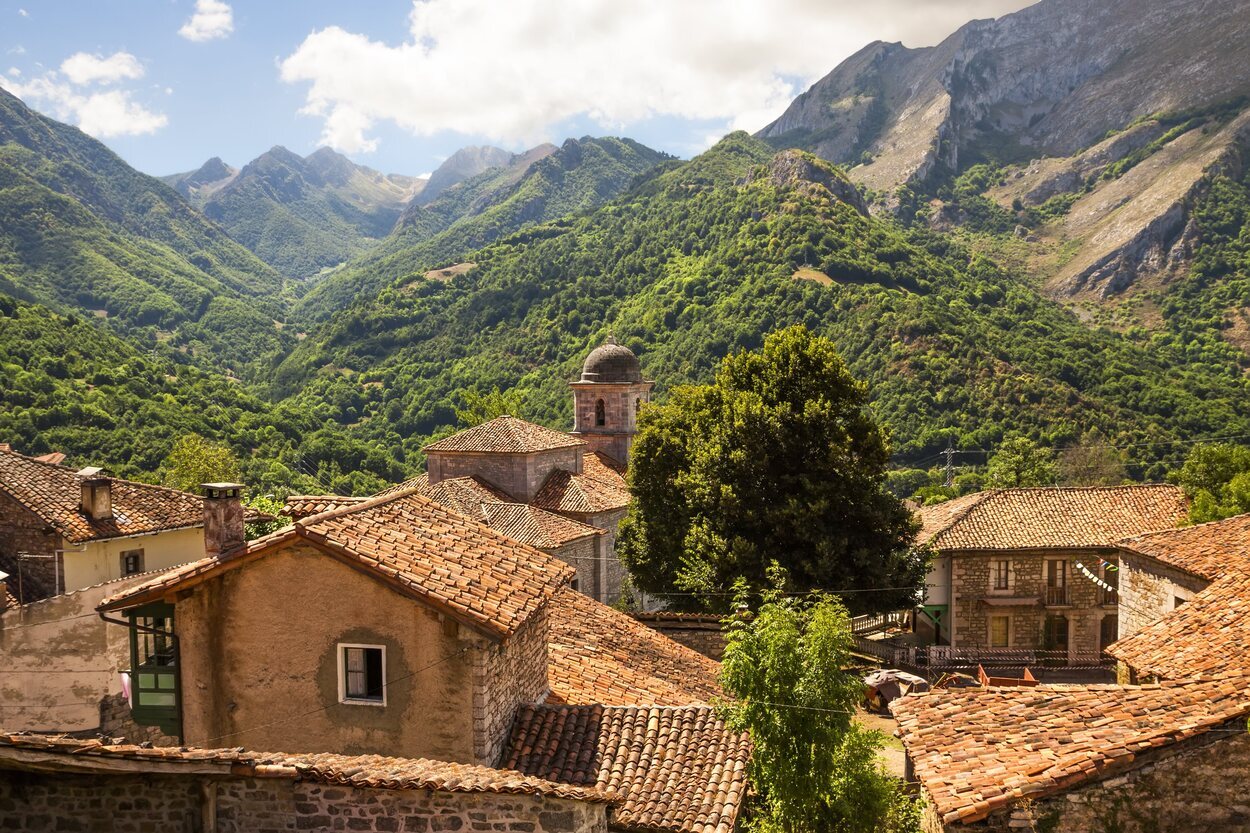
[79,474,112,520]
[202,483,246,557]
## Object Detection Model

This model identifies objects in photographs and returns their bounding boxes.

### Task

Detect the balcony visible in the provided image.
[1045,586,1069,606]
[1100,587,1119,606]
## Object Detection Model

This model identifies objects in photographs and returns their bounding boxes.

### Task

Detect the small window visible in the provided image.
[339,644,386,706]
[121,549,145,576]
[595,399,606,427]
[635,397,641,417]
[989,616,1010,648]
[991,559,1010,591]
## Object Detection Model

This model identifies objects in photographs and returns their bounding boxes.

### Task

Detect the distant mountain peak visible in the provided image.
[417,145,514,204]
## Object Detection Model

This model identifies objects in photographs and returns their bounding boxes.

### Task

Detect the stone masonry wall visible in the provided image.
[550,536,599,601]
[0,489,62,602]
[471,609,550,767]
[950,549,1118,654]
[428,449,583,504]
[0,771,608,833]
[1115,550,1209,641]
[952,727,1250,833]
[630,614,726,660]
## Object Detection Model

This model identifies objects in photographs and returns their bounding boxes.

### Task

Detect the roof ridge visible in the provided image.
[1120,510,1250,544]
[993,483,1179,494]
[294,485,426,528]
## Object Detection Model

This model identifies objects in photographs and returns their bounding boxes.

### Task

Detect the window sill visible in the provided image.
[339,697,387,708]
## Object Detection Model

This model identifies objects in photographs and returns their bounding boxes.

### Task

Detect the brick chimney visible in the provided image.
[202,483,246,557]
[79,473,112,520]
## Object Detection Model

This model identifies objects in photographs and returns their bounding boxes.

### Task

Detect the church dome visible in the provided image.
[580,336,642,383]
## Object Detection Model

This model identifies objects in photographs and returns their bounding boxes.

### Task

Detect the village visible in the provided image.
[1,337,1247,833]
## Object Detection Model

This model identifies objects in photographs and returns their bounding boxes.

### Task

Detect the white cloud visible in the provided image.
[17,8,28,17]
[179,0,234,42]
[279,0,1033,153]
[60,51,144,85]
[1,69,167,138]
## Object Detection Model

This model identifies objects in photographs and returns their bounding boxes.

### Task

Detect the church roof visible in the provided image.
[425,416,585,455]
[579,336,643,384]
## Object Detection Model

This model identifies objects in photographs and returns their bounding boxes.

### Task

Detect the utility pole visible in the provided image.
[943,446,956,488]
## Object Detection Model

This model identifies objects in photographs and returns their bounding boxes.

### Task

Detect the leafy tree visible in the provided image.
[161,434,242,493]
[1058,430,1128,486]
[718,575,922,833]
[618,325,925,613]
[454,385,526,427]
[243,493,288,539]
[986,437,1057,488]
[1174,442,1250,522]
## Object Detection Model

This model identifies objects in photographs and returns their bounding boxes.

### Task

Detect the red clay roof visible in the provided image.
[546,587,722,707]
[534,451,631,515]
[280,495,366,519]
[0,448,206,543]
[480,503,601,549]
[1108,568,1250,679]
[0,733,608,803]
[916,485,1187,551]
[425,416,585,454]
[891,673,1250,825]
[1117,512,1250,581]
[504,704,749,833]
[100,489,575,640]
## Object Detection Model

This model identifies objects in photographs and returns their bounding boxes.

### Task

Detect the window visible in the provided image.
[120,549,144,576]
[1100,614,1119,649]
[989,616,1010,647]
[595,399,606,427]
[1045,559,1067,588]
[338,644,386,705]
[1174,596,1187,609]
[127,602,179,735]
[635,397,641,417]
[991,559,1010,591]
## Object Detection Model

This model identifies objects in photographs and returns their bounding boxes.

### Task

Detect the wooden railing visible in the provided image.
[1045,586,1069,606]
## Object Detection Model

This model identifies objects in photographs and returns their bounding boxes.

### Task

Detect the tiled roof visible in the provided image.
[425,416,585,454]
[281,495,366,519]
[1108,569,1250,679]
[480,503,601,549]
[546,587,722,706]
[0,733,608,803]
[100,489,575,640]
[504,704,750,833]
[534,451,631,515]
[1117,512,1250,581]
[891,673,1250,825]
[422,475,512,515]
[915,485,1187,551]
[0,447,206,543]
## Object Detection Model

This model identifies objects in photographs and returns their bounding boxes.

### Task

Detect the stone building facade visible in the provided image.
[569,337,654,466]
[1114,550,1207,640]
[629,613,727,660]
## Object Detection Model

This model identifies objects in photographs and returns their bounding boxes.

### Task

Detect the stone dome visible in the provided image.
[580,336,642,383]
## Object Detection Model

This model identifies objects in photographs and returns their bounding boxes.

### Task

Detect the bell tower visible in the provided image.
[570,336,654,465]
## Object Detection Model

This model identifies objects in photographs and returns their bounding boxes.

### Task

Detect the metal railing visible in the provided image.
[925,646,1111,670]
[1045,586,1069,606]
[1100,587,1119,606]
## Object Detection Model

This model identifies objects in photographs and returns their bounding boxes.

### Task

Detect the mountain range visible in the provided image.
[2,0,1250,495]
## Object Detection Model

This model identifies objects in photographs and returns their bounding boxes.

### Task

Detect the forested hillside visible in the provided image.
[294,137,669,321]
[0,87,289,369]
[274,134,1250,479]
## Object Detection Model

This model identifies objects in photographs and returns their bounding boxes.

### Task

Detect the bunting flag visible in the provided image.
[1098,557,1119,572]
[1076,561,1116,592]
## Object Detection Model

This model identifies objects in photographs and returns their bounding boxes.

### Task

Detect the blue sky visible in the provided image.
[0,0,1034,178]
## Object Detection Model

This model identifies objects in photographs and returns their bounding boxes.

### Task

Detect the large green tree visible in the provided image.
[618,325,924,612]
[1173,442,1250,522]
[718,579,921,833]
[160,434,242,493]
[985,436,1057,488]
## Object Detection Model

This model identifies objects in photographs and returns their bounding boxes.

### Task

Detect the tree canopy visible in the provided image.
[718,577,921,833]
[1173,442,1250,522]
[617,325,925,613]
[985,436,1058,488]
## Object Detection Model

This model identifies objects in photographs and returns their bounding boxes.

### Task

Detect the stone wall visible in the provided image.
[0,489,62,602]
[946,727,1250,833]
[0,575,152,732]
[630,614,726,660]
[1115,550,1209,641]
[550,535,600,601]
[949,549,1118,654]
[0,771,608,833]
[471,609,550,766]
[428,448,583,504]
[570,382,652,465]
[583,509,627,605]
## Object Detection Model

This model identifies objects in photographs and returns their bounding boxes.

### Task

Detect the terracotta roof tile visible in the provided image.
[0,448,206,543]
[426,416,585,454]
[546,587,722,706]
[891,673,1250,824]
[1108,569,1250,678]
[281,495,366,519]
[0,733,608,803]
[100,489,575,639]
[534,452,631,515]
[916,485,1187,551]
[504,705,750,833]
[480,503,601,549]
[1117,512,1250,581]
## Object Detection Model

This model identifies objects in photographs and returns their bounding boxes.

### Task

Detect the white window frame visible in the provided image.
[336,643,387,707]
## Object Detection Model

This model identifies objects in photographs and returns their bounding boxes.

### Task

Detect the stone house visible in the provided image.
[0,446,216,602]
[891,672,1250,833]
[88,484,745,833]
[0,732,612,833]
[1109,520,1250,682]
[915,486,1188,657]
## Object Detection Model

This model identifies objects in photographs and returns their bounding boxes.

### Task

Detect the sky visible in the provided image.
[0,0,1036,178]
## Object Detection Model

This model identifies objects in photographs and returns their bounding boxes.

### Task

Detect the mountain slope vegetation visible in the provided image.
[275,134,1250,478]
